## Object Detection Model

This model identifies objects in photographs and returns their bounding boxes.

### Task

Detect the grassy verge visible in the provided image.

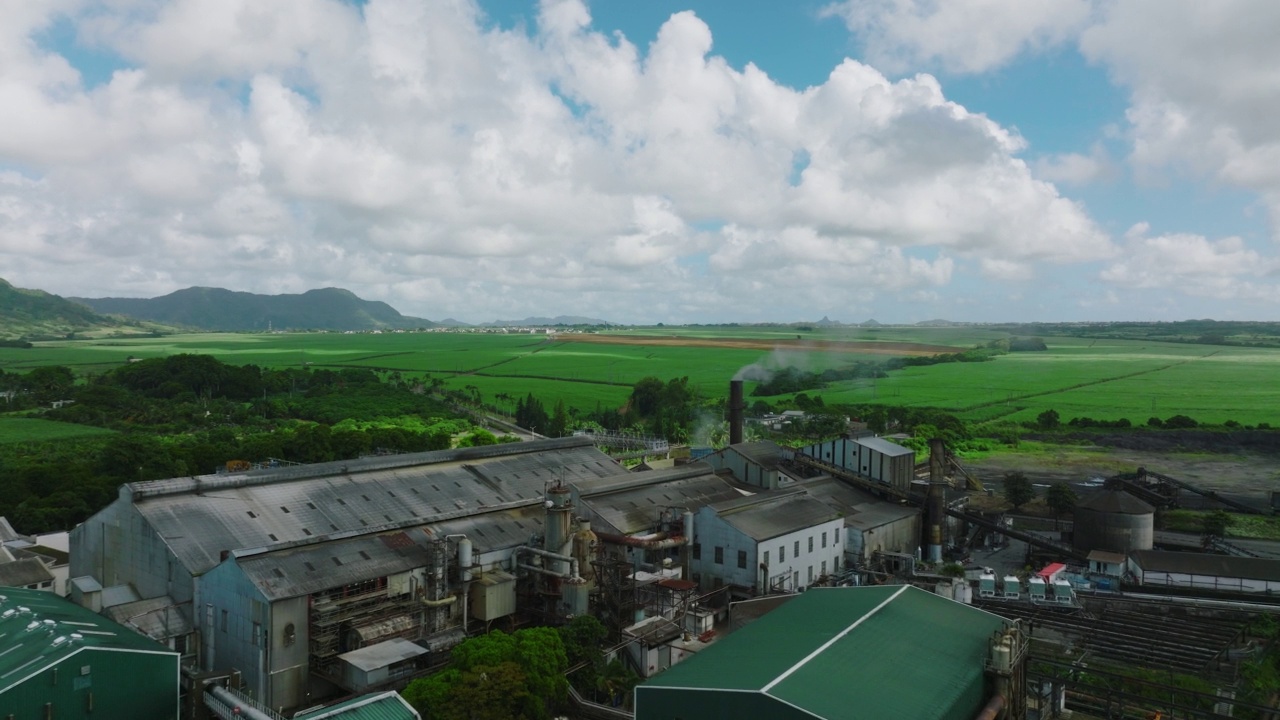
[1162,509,1280,540]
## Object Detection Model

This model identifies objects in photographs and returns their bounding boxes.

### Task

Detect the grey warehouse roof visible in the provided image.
[727,441,787,469]
[710,490,840,542]
[125,437,622,575]
[1078,489,1155,514]
[855,436,916,457]
[105,595,193,641]
[576,463,744,535]
[1131,550,1280,582]
[798,476,918,531]
[236,503,548,600]
[0,557,54,587]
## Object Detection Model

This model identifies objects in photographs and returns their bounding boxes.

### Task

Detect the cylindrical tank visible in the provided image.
[458,538,473,583]
[562,577,589,617]
[682,511,694,541]
[953,581,972,605]
[1072,490,1155,554]
[545,485,574,575]
[572,519,598,583]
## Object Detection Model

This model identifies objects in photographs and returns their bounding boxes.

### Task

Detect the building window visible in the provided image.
[763,551,770,566]
[808,537,814,553]
[822,532,827,548]
[714,546,724,565]
[834,527,840,545]
[692,543,701,560]
[283,623,296,647]
[821,561,827,576]
[794,540,800,557]
[737,550,747,569]
[252,622,262,647]
[779,545,785,562]
[808,566,814,583]
[220,609,228,633]
[834,556,840,571]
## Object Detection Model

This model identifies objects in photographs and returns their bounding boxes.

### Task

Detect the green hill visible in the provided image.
[0,278,134,340]
[71,286,437,331]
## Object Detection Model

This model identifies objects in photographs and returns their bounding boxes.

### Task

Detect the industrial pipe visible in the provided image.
[208,686,277,720]
[518,563,581,580]
[971,694,1005,720]
[515,546,581,580]
[421,596,457,608]
[594,531,688,550]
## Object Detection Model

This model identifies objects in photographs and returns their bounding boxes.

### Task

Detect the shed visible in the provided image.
[295,690,421,720]
[337,638,428,691]
[635,584,1007,720]
[0,586,179,719]
[1129,551,1280,593]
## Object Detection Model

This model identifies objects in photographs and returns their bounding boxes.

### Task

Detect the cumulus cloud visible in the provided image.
[0,0,1115,322]
[833,0,1280,242]
[1101,225,1280,300]
[820,0,1093,74]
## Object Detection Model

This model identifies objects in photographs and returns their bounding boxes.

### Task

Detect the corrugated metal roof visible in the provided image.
[1077,489,1154,514]
[797,476,918,530]
[0,557,54,587]
[130,437,620,575]
[854,436,915,457]
[295,691,421,720]
[1131,550,1280,582]
[711,491,839,541]
[237,504,547,600]
[637,585,1007,720]
[338,638,427,672]
[0,587,177,695]
[577,464,742,535]
[105,595,193,641]
[727,441,786,469]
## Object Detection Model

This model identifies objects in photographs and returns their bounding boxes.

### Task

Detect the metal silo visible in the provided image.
[1072,489,1155,554]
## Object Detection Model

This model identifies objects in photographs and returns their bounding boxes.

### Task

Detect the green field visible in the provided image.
[0,417,116,444]
[3,328,1279,426]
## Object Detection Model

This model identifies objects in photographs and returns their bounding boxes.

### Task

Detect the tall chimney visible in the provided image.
[925,437,946,563]
[728,380,745,445]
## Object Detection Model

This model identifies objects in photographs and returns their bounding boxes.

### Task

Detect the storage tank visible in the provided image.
[572,519,598,583]
[1072,489,1155,554]
[952,581,973,605]
[458,537,473,583]
[544,484,574,576]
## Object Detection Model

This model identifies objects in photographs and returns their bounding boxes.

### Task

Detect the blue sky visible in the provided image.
[3,0,1279,324]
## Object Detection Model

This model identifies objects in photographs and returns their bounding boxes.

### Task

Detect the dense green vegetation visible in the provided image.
[400,616,635,719]
[0,355,488,533]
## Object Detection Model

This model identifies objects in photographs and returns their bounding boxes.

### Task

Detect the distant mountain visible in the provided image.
[72,287,437,332]
[0,277,135,339]
[914,319,962,327]
[859,319,883,327]
[814,316,841,327]
[484,315,612,327]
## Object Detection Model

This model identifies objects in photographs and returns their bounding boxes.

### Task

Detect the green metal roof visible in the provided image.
[637,585,1008,720]
[0,586,177,695]
[295,691,421,720]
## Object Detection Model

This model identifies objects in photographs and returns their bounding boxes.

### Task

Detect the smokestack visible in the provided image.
[925,437,946,563]
[729,380,745,445]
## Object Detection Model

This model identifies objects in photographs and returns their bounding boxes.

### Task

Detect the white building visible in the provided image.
[1129,550,1280,593]
[692,490,843,596]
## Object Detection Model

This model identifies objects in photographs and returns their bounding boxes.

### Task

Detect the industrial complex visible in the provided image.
[0,379,1270,719]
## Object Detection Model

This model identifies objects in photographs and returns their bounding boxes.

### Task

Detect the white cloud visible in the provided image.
[820,0,1093,75]
[0,0,1114,322]
[1101,228,1280,301]
[1033,145,1114,185]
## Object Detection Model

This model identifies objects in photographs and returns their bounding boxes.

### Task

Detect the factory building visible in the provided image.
[573,463,743,570]
[0,586,180,719]
[796,435,917,494]
[797,476,920,563]
[69,437,626,711]
[693,490,844,595]
[635,585,1019,720]
[702,441,792,490]
[1129,551,1280,593]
